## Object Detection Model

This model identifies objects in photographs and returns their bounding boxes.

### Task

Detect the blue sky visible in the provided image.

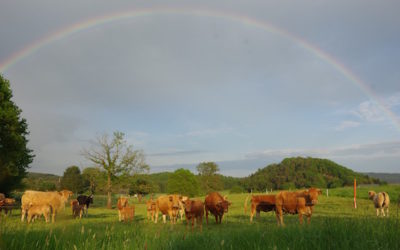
[1,0,399,176]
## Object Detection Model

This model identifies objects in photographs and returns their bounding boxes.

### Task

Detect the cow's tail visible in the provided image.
[244,195,250,214]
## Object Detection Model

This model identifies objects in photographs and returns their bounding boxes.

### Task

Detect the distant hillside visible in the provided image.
[21,172,60,191]
[244,157,382,191]
[365,172,400,184]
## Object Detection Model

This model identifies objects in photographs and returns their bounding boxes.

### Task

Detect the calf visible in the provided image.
[27,204,52,223]
[368,191,390,217]
[117,197,129,222]
[244,195,276,222]
[275,188,322,226]
[71,200,85,219]
[146,198,156,221]
[183,199,204,231]
[120,205,135,222]
[204,192,231,224]
[77,195,93,217]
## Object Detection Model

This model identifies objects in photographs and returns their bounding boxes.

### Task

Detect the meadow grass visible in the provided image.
[1,188,399,249]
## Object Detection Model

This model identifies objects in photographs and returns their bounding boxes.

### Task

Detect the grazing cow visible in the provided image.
[204,192,232,224]
[155,194,183,224]
[77,195,93,217]
[27,203,52,223]
[120,205,135,222]
[21,190,73,223]
[275,188,322,226]
[117,197,129,222]
[368,191,390,217]
[182,199,205,231]
[146,198,157,221]
[244,195,276,222]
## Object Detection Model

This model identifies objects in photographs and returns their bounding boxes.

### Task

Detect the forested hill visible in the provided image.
[244,157,382,192]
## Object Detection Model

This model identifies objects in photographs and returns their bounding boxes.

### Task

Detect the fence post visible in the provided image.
[326,189,329,197]
[354,178,357,209]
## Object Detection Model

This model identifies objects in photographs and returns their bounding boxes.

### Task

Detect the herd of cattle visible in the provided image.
[0,188,393,229]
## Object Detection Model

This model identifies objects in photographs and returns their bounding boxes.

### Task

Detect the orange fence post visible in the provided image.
[354,178,357,209]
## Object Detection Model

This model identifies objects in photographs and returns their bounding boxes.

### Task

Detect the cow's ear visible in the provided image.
[169,196,173,202]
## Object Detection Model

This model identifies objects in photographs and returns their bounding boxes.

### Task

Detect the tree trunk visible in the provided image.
[107,173,112,209]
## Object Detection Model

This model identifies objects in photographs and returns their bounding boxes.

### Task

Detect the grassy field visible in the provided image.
[1,186,399,250]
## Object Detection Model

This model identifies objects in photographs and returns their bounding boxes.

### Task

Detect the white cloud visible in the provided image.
[335,120,360,131]
[353,101,385,122]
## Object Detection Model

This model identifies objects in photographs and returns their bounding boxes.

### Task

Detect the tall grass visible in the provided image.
[1,187,399,249]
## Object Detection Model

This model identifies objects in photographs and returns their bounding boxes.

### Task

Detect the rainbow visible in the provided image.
[1,7,399,130]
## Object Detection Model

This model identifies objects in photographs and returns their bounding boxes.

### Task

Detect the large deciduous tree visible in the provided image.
[0,75,34,194]
[167,168,200,197]
[82,131,149,208]
[196,162,223,193]
[60,166,86,194]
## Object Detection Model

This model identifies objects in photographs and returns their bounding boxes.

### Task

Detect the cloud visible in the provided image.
[352,101,385,122]
[335,120,360,131]
[247,141,400,160]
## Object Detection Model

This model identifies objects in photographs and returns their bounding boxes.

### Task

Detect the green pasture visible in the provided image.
[1,186,400,250]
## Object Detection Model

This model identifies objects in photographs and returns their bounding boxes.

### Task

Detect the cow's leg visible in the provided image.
[191,217,195,231]
[21,208,26,222]
[198,216,203,232]
[118,210,122,221]
[52,211,56,223]
[205,208,209,225]
[215,214,218,224]
[299,213,303,225]
[381,208,385,217]
[155,208,159,223]
[386,207,389,217]
[376,208,379,217]
[163,214,167,224]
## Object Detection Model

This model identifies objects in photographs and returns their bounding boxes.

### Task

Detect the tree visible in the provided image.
[0,75,34,194]
[82,167,105,194]
[196,162,223,193]
[82,131,149,208]
[60,166,86,194]
[167,168,200,197]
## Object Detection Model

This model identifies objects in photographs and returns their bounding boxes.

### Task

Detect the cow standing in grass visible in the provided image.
[77,195,93,217]
[244,195,276,222]
[146,198,156,222]
[368,191,390,217]
[182,199,205,231]
[204,192,231,224]
[275,188,322,226]
[21,190,73,223]
[155,194,183,224]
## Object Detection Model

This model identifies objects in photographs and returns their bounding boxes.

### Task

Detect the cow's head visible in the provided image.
[88,194,94,204]
[59,190,74,200]
[304,188,322,206]
[217,198,232,213]
[168,195,181,217]
[182,199,194,213]
[117,197,129,210]
[368,191,376,200]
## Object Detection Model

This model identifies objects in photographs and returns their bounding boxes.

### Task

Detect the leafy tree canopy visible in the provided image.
[167,168,200,197]
[61,166,86,194]
[0,75,34,194]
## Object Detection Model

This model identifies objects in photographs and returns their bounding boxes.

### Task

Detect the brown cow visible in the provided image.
[275,188,322,226]
[120,205,135,222]
[71,200,85,219]
[0,198,16,215]
[182,199,205,231]
[117,197,129,222]
[155,194,183,224]
[244,195,276,222]
[146,198,156,221]
[70,199,78,215]
[21,190,73,222]
[204,192,231,224]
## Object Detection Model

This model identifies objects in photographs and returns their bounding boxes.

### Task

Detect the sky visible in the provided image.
[1,0,399,176]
